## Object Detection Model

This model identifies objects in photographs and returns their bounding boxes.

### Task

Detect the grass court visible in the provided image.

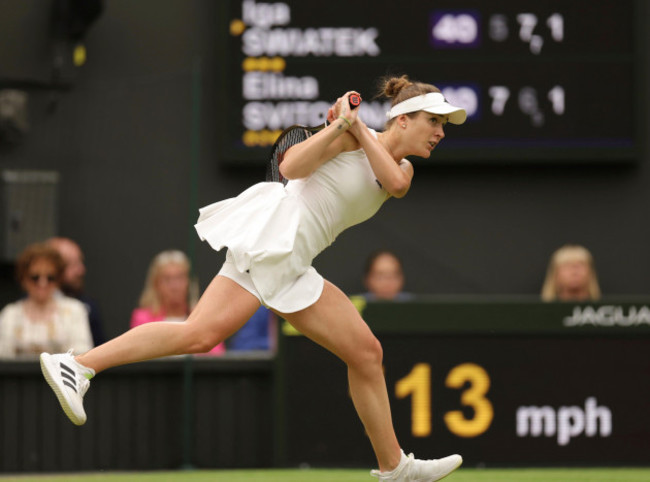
[2,468,650,481]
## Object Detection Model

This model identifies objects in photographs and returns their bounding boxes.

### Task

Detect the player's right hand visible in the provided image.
[331,91,361,125]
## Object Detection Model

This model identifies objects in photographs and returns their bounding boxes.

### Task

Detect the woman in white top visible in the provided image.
[0,243,92,359]
[41,75,467,481]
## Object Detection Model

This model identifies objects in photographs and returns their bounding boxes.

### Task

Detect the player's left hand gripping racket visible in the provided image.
[267,94,361,185]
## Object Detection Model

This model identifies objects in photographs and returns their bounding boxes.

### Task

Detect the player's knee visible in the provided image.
[349,334,383,369]
[191,337,222,354]
[182,324,223,354]
[367,336,383,365]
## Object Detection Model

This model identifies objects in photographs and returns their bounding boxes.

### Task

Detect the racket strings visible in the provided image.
[267,127,310,184]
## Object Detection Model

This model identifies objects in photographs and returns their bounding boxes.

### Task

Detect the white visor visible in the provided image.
[386,92,467,125]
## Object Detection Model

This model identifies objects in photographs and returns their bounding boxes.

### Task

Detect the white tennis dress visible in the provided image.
[195,130,389,313]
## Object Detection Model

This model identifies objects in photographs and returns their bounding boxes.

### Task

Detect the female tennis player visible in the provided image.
[41,75,466,481]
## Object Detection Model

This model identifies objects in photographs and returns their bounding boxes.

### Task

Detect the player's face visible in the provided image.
[405,112,447,158]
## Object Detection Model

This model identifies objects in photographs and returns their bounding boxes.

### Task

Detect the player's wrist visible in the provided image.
[346,119,366,139]
[338,115,352,129]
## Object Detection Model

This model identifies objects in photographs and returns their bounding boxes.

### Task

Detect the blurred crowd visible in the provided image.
[0,238,275,360]
[356,245,600,303]
[0,238,600,360]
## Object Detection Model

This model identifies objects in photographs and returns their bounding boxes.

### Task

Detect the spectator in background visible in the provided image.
[541,244,601,302]
[0,243,93,359]
[48,237,106,346]
[361,249,413,301]
[130,250,225,355]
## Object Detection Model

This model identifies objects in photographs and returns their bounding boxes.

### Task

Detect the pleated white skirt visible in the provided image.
[195,182,324,313]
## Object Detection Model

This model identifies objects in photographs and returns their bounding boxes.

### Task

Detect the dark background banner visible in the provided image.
[279,301,650,467]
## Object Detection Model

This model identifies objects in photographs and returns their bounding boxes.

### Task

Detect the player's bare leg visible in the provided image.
[280,280,462,480]
[41,275,260,424]
[279,280,401,471]
[75,275,260,373]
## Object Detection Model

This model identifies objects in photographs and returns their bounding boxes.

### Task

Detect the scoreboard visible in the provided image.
[220,0,643,165]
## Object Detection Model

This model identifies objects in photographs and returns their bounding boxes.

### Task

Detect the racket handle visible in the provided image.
[349,94,361,110]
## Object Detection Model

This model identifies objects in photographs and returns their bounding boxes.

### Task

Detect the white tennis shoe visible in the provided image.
[370,450,463,481]
[40,350,95,426]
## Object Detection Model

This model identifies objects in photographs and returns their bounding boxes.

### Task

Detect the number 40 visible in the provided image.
[395,363,494,438]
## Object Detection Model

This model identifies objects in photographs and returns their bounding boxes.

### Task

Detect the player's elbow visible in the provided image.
[279,159,306,180]
[278,161,293,180]
[389,186,409,199]
[278,146,300,180]
[280,151,321,180]
[385,178,411,198]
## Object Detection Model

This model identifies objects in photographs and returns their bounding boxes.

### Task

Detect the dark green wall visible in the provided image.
[0,357,274,471]
[0,1,649,338]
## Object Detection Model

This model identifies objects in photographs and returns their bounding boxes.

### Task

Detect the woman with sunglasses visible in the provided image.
[0,242,93,359]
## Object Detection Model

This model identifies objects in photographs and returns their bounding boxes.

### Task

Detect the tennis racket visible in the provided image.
[266,94,362,184]
[266,123,325,184]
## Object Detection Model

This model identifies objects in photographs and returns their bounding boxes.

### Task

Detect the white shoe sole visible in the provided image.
[40,353,86,426]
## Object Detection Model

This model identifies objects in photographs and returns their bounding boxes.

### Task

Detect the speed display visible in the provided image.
[221,0,642,164]
[277,301,650,466]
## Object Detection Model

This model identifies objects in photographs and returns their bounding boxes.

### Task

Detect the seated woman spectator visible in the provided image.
[541,244,601,302]
[361,249,413,301]
[0,243,93,359]
[130,250,225,355]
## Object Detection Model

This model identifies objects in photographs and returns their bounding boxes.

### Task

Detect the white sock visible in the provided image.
[380,450,408,476]
[71,356,96,379]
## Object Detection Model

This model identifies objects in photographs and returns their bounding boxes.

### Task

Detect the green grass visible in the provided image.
[2,468,650,482]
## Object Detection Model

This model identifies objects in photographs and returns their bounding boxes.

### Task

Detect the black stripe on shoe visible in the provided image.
[62,380,78,393]
[61,371,76,385]
[60,362,76,377]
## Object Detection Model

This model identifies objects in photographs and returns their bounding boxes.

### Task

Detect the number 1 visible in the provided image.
[548,85,565,115]
[395,363,431,437]
[546,13,564,42]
